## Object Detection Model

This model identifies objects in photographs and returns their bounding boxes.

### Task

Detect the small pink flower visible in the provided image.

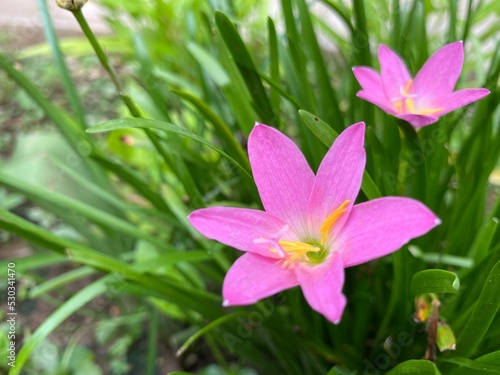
[353,41,490,128]
[189,123,439,323]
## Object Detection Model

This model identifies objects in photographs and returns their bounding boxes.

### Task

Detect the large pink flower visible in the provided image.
[189,123,439,323]
[353,41,489,128]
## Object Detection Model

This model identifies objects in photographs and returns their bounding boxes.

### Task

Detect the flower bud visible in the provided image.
[56,0,88,11]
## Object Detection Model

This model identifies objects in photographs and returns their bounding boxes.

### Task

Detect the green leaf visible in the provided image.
[0,172,165,250]
[28,267,97,299]
[440,357,500,373]
[0,54,109,190]
[397,121,427,202]
[295,0,343,130]
[0,254,66,274]
[386,360,442,375]
[411,269,460,296]
[456,259,500,357]
[299,110,381,200]
[187,42,230,86]
[408,246,474,269]
[176,312,245,356]
[87,117,251,179]
[9,276,112,375]
[215,11,275,124]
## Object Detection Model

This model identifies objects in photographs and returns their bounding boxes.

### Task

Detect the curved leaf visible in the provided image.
[386,360,442,375]
[411,269,460,296]
[87,117,251,180]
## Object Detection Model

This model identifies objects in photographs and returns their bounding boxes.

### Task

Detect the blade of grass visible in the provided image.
[455,259,500,357]
[215,11,275,124]
[87,117,252,180]
[28,266,97,299]
[0,208,222,315]
[0,53,109,189]
[38,0,86,127]
[9,275,112,375]
[0,172,167,249]
[296,0,343,130]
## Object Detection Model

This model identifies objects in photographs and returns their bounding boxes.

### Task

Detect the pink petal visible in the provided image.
[413,41,464,99]
[352,67,385,97]
[397,113,440,128]
[356,91,398,115]
[188,207,288,258]
[378,44,412,101]
[352,66,396,113]
[338,197,440,268]
[435,88,490,116]
[222,253,298,306]
[295,253,347,324]
[248,123,315,232]
[307,123,366,234]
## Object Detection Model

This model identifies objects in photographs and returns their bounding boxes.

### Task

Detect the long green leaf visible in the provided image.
[440,356,500,373]
[295,0,343,130]
[0,172,165,249]
[0,209,222,316]
[87,117,251,180]
[9,276,112,375]
[215,11,275,124]
[0,53,108,190]
[455,259,500,357]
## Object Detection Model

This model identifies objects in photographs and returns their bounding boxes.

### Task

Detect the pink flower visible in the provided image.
[188,123,439,323]
[353,41,490,128]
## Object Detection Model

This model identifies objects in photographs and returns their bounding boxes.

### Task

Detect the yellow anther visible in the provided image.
[403,79,413,96]
[319,200,350,245]
[405,97,416,114]
[394,100,403,113]
[278,240,320,268]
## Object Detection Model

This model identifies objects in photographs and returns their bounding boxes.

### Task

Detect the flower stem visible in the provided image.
[73,9,141,118]
[72,9,184,195]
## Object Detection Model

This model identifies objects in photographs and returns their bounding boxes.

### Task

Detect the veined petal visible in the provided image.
[308,123,366,235]
[338,197,440,268]
[397,113,440,128]
[248,123,315,232]
[435,88,490,116]
[352,67,385,97]
[188,207,288,258]
[378,44,412,101]
[222,253,298,306]
[295,253,347,324]
[356,91,398,115]
[413,41,464,99]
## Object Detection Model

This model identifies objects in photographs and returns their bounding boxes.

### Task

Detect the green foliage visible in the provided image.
[1,0,499,374]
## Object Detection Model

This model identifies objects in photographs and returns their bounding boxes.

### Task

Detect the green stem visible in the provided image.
[73,9,185,202]
[39,0,87,128]
[73,9,141,118]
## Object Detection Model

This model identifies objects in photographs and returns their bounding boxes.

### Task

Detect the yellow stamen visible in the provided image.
[394,100,403,113]
[415,107,444,116]
[319,200,350,245]
[402,79,413,96]
[278,240,320,268]
[406,97,416,114]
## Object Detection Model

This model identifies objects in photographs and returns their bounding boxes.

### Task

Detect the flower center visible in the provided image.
[263,200,350,268]
[392,79,443,116]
